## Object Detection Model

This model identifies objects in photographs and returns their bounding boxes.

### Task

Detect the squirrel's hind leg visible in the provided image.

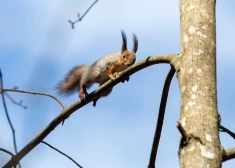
[79,85,88,99]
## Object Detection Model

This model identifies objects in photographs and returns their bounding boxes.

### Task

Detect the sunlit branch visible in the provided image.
[3,54,179,167]
[2,89,65,109]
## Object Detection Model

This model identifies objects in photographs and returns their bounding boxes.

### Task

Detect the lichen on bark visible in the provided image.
[178,0,222,167]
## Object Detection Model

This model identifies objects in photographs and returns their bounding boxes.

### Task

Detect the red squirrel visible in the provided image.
[56,31,138,105]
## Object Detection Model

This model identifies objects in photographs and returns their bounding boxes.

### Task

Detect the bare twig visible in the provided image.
[2,89,65,109]
[5,92,27,109]
[68,0,99,29]
[3,54,179,167]
[222,148,235,162]
[0,148,15,157]
[0,69,21,168]
[41,141,83,168]
[220,125,235,139]
[148,65,175,168]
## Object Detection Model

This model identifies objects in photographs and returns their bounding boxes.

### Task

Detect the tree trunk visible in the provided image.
[178,0,222,167]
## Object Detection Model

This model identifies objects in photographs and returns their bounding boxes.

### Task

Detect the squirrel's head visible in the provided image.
[119,30,138,66]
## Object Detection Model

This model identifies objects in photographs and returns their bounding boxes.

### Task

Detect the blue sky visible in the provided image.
[0,0,235,167]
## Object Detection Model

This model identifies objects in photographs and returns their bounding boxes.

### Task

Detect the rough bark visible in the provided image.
[178,0,222,167]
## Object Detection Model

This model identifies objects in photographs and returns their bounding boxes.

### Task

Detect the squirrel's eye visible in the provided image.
[123,55,126,58]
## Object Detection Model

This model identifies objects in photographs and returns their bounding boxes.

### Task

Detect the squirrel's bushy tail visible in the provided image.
[56,65,89,96]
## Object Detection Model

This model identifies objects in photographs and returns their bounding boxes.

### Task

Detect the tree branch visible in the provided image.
[41,141,83,168]
[222,148,235,162]
[68,0,99,29]
[0,69,21,168]
[220,125,235,139]
[148,65,175,168]
[3,54,179,167]
[2,89,65,109]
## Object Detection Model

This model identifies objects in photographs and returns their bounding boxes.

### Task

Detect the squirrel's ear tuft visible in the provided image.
[121,30,127,53]
[132,33,138,53]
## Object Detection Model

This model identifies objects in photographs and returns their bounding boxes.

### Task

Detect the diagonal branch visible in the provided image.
[41,141,83,168]
[2,89,65,109]
[3,54,179,167]
[0,69,21,168]
[220,125,235,139]
[148,65,175,168]
[68,0,99,29]
[222,148,235,162]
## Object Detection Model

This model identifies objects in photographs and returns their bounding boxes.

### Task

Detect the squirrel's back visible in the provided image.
[80,52,128,85]
[93,52,121,68]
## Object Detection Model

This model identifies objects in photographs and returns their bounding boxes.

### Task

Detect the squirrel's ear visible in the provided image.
[132,33,138,53]
[121,30,127,53]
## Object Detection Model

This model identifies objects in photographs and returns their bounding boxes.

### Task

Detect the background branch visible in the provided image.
[68,0,99,29]
[3,54,178,167]
[223,148,235,162]
[148,65,175,168]
[41,141,83,168]
[2,89,65,109]
[0,69,21,168]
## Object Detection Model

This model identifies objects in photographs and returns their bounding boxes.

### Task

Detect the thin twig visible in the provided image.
[0,148,15,157]
[177,121,188,142]
[5,92,27,109]
[41,141,83,168]
[0,69,21,168]
[222,148,235,162]
[3,54,179,167]
[68,0,99,29]
[0,148,16,168]
[2,89,65,109]
[148,65,175,168]
[220,125,235,139]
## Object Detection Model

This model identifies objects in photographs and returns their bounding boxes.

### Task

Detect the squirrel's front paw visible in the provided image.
[109,72,119,80]
[113,72,119,77]
[109,75,116,80]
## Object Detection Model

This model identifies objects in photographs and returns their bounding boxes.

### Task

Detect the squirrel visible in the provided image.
[56,31,138,106]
